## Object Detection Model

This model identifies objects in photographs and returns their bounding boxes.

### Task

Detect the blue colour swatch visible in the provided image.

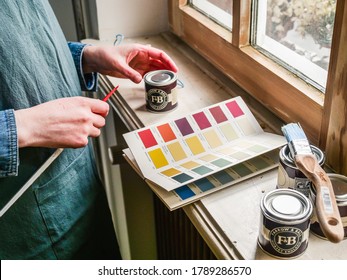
[175,185,195,200]
[213,170,234,185]
[194,178,215,192]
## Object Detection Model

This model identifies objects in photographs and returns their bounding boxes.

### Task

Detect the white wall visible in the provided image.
[96,0,169,40]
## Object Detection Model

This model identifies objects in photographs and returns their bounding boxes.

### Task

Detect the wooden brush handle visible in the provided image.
[295,154,344,243]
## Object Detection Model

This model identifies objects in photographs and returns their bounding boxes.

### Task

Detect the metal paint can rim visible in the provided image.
[280,145,325,169]
[261,189,313,224]
[311,173,347,205]
[144,70,177,86]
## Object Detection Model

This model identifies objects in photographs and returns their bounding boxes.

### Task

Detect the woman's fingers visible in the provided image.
[141,45,178,72]
[15,96,109,148]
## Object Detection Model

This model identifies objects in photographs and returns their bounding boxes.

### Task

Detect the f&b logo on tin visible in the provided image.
[147,88,168,111]
[270,227,303,255]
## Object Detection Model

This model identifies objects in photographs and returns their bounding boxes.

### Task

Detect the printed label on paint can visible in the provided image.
[269,227,304,255]
[258,189,312,259]
[144,70,179,113]
[310,173,347,239]
[321,186,333,214]
[277,145,325,197]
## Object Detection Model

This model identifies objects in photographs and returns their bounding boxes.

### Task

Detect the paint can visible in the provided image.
[144,70,178,113]
[258,189,312,259]
[277,144,325,197]
[309,173,347,239]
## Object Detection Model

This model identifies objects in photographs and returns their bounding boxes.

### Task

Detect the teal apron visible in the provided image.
[0,0,120,259]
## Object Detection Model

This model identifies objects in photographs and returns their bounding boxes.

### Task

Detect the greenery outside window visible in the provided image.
[252,0,336,92]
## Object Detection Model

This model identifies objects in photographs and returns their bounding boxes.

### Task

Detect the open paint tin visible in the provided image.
[309,173,347,239]
[144,70,178,113]
[258,189,312,259]
[277,144,325,197]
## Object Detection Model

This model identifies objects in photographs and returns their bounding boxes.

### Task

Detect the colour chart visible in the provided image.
[123,96,286,192]
[123,148,279,210]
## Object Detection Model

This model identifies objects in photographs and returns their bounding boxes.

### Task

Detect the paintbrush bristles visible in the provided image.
[281,123,306,142]
[281,123,313,156]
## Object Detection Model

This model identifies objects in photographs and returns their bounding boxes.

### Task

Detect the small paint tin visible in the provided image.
[144,70,178,113]
[258,189,312,259]
[309,173,347,239]
[277,144,325,197]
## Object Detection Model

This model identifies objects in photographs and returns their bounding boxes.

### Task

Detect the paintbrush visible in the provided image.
[281,122,344,243]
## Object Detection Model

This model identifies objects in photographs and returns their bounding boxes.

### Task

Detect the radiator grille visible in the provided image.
[154,196,216,260]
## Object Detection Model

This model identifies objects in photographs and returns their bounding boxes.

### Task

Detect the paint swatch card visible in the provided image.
[123,96,286,192]
[123,147,280,210]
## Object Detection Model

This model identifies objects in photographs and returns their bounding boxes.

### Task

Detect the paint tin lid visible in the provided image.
[144,70,177,86]
[261,189,312,224]
[152,73,171,83]
[329,174,347,201]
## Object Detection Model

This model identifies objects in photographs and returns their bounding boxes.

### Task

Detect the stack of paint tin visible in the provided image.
[258,144,347,258]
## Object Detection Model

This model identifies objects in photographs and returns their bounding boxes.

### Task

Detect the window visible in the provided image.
[169,0,347,175]
[252,0,336,91]
[189,0,233,31]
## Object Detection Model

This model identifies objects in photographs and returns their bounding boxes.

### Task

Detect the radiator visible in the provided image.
[154,196,216,260]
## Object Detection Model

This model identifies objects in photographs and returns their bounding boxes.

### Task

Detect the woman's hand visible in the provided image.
[82,44,179,83]
[14,96,109,148]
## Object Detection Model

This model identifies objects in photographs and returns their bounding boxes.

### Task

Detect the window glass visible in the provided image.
[190,0,233,31]
[252,0,336,91]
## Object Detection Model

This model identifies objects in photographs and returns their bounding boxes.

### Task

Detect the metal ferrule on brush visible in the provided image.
[288,139,313,156]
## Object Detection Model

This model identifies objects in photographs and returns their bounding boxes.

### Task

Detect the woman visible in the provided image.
[0,0,178,259]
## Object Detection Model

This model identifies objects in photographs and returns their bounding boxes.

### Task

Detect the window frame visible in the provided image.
[168,0,347,175]
[190,0,233,31]
[252,0,331,92]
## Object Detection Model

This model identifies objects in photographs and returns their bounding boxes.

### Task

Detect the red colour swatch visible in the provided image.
[209,106,228,123]
[138,129,158,148]
[226,101,244,118]
[193,112,211,130]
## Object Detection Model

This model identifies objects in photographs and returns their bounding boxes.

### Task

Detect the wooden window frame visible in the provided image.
[168,0,347,175]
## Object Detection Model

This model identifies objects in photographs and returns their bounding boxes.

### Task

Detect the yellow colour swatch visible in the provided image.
[203,130,222,148]
[148,148,169,169]
[199,154,218,162]
[181,161,200,169]
[161,168,181,177]
[185,136,205,155]
[167,141,187,161]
